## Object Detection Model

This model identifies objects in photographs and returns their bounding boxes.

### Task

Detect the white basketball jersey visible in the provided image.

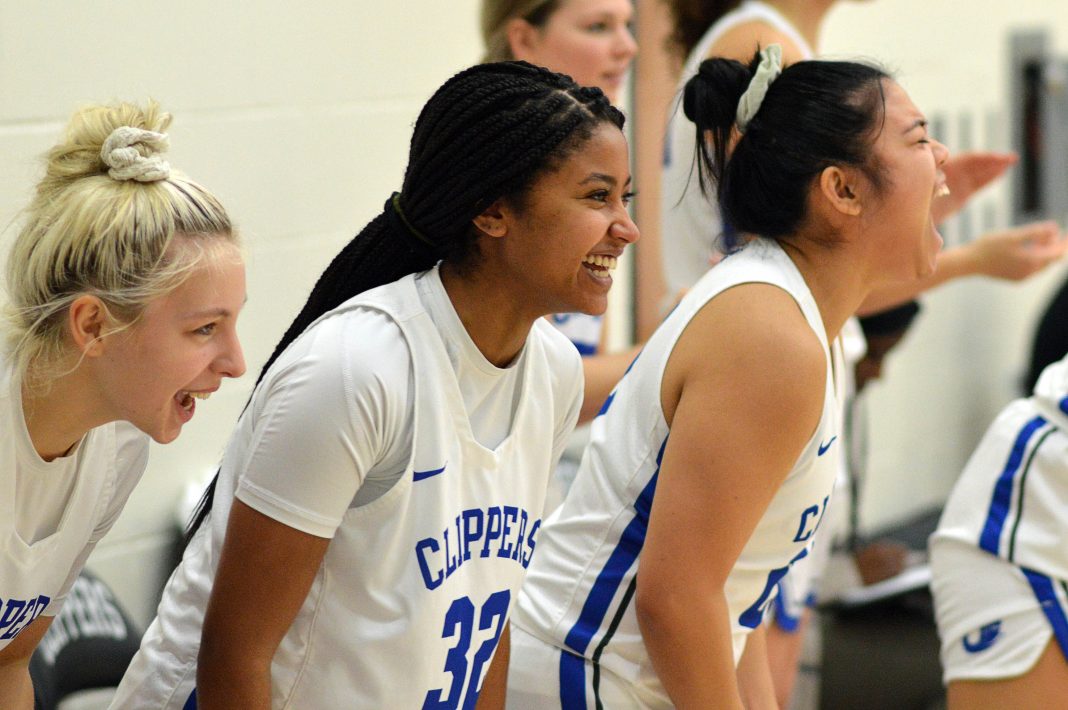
[113,275,561,709]
[513,238,842,707]
[933,355,1068,581]
[0,360,148,651]
[660,0,813,297]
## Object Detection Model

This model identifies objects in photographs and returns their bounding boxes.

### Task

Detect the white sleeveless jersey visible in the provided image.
[513,238,842,707]
[0,360,148,650]
[933,355,1068,582]
[660,0,813,297]
[113,274,571,709]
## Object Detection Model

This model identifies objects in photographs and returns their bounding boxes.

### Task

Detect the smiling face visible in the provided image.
[862,80,949,280]
[91,238,247,444]
[511,0,637,103]
[495,122,639,318]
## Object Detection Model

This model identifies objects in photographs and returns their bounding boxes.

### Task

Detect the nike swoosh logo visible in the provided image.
[817,436,837,456]
[413,464,447,482]
[963,620,1002,653]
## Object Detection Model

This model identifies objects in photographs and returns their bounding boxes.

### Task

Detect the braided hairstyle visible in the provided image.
[684,50,889,241]
[186,60,624,541]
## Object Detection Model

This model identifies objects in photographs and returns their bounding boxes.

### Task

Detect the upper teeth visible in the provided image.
[189,391,211,400]
[583,255,617,270]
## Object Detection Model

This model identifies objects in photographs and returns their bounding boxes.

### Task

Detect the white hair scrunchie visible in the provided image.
[100,126,171,182]
[735,44,783,133]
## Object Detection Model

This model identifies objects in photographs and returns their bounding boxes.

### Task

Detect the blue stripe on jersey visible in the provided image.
[573,341,598,357]
[558,436,668,708]
[1022,568,1068,659]
[772,581,801,633]
[978,415,1047,555]
[1060,396,1068,416]
[414,464,447,482]
[183,689,197,710]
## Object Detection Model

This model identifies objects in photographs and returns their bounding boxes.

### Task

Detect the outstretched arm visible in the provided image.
[931,151,1017,223]
[0,615,54,710]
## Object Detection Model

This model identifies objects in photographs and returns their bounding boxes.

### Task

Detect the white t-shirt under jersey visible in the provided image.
[0,359,148,649]
[113,266,583,708]
[660,0,813,297]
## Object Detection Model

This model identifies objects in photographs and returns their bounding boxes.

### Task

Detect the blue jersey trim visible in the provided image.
[183,689,197,710]
[558,648,587,709]
[1022,568,1068,660]
[558,436,668,708]
[573,342,598,357]
[772,581,801,633]
[978,415,1047,555]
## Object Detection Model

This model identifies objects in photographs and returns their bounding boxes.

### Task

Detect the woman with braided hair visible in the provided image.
[482,0,639,428]
[0,101,245,708]
[507,47,948,708]
[113,61,638,709]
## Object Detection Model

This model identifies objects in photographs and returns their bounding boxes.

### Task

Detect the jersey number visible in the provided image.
[423,589,511,710]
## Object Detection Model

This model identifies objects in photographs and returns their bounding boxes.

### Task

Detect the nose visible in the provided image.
[616,25,637,59]
[215,329,247,379]
[932,139,949,167]
[611,208,640,245]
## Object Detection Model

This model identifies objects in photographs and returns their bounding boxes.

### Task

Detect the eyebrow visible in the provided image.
[182,295,248,320]
[579,173,633,187]
[904,118,928,134]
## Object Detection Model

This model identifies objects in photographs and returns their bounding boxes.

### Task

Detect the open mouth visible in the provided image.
[582,254,618,275]
[174,390,211,413]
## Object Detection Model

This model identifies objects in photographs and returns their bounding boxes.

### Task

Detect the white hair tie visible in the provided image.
[101,126,171,182]
[736,44,783,133]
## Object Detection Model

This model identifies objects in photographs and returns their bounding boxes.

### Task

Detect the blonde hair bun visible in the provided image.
[101,126,171,182]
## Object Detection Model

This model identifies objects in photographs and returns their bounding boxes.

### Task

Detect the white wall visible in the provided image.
[0,1,482,627]
[821,1,1068,533]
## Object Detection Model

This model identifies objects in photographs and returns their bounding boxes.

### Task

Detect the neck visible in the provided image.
[764,0,837,53]
[438,261,537,368]
[775,235,869,346]
[21,367,107,462]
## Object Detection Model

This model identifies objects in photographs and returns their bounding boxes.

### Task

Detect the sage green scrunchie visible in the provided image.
[735,44,783,133]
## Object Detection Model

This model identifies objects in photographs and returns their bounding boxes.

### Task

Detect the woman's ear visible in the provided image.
[472,199,510,239]
[67,295,109,356]
[818,165,863,217]
[506,17,540,61]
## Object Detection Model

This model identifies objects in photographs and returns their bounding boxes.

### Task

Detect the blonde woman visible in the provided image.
[0,102,246,708]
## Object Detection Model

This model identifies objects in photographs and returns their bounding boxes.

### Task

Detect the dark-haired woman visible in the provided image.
[506,47,946,708]
[661,0,1062,299]
[112,61,637,709]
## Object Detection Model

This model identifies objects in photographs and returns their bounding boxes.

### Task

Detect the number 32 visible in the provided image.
[423,589,511,710]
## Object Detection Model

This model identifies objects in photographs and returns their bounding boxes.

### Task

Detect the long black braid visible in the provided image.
[186,61,624,542]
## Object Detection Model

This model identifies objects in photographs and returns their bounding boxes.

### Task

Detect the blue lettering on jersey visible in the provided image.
[793,496,829,543]
[817,436,837,456]
[0,594,51,641]
[962,620,1002,653]
[415,506,541,591]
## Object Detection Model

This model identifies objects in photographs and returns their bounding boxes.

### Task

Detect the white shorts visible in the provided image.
[506,624,670,709]
[930,539,1068,683]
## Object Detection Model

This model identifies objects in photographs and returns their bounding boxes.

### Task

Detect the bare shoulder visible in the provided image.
[706,21,808,64]
[663,283,826,428]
